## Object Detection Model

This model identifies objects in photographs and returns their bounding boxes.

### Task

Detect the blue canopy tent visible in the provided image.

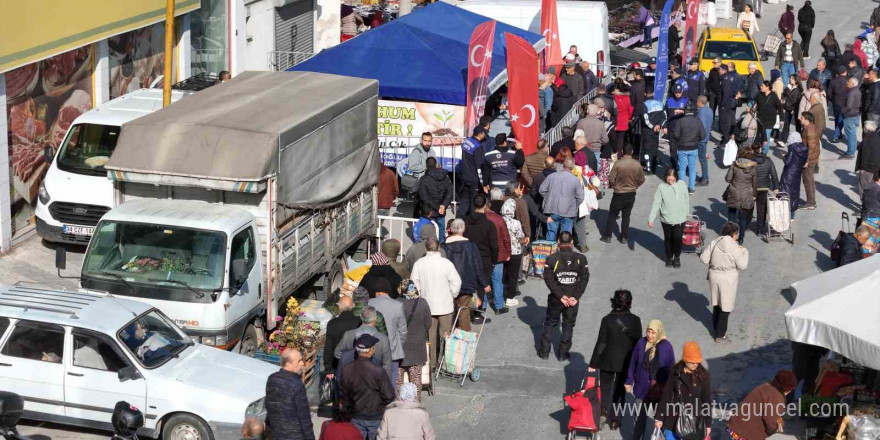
[289,2,545,105]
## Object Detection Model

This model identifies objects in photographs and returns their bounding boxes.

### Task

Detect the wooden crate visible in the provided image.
[255,347,318,388]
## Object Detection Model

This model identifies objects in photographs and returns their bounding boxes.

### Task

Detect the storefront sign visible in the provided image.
[378,100,466,171]
[0,0,198,73]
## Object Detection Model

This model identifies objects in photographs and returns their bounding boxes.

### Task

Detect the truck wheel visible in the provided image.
[321,260,344,302]
[162,414,213,440]
[239,325,258,357]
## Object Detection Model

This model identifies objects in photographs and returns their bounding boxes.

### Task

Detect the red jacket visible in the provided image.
[614,94,634,132]
[485,210,511,262]
[378,166,399,209]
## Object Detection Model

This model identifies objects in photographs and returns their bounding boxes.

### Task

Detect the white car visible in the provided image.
[0,284,279,440]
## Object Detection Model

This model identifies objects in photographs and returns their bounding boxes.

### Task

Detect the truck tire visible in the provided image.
[162,414,213,440]
[238,324,258,357]
[321,259,344,302]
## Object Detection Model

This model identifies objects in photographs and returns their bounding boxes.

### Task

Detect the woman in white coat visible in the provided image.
[700,221,749,344]
[737,4,760,37]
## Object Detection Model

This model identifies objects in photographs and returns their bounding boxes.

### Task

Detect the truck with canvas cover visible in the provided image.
[65,71,380,356]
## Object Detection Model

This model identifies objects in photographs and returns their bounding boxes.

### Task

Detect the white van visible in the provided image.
[454,0,610,76]
[35,88,189,245]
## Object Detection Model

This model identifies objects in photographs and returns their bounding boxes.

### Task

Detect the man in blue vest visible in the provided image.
[458,127,488,218]
[482,133,524,190]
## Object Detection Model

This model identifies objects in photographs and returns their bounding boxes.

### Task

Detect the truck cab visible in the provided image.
[35,89,190,245]
[78,199,264,354]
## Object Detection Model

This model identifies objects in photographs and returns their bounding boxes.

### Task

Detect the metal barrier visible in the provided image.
[267,51,315,72]
[376,215,419,257]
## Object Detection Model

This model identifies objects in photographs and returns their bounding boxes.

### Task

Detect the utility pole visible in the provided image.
[163,0,175,107]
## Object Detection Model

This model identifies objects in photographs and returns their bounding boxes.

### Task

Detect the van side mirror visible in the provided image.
[231,259,248,289]
[44,145,54,164]
[117,366,141,382]
[55,246,66,271]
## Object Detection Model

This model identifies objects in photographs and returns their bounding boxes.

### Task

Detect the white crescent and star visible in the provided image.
[470,44,492,68]
[512,104,537,128]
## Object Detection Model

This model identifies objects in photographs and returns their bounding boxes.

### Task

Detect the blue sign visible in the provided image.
[654,0,675,100]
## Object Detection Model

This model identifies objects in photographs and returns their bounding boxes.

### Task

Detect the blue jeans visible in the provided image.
[833,105,844,140]
[353,418,382,440]
[643,23,654,46]
[678,149,698,190]
[697,139,709,181]
[781,62,796,86]
[844,116,860,156]
[545,214,574,241]
[763,128,773,154]
[434,216,446,243]
[490,263,504,309]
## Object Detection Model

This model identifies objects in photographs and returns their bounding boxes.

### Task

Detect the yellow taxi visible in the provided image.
[696,27,764,76]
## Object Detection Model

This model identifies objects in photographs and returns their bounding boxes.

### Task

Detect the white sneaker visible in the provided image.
[505,298,520,307]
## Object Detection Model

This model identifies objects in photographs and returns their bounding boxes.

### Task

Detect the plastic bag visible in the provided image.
[723,139,738,166]
[651,427,665,440]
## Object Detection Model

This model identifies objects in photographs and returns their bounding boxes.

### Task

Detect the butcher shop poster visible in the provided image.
[377,100,466,172]
[5,45,94,235]
[109,23,168,99]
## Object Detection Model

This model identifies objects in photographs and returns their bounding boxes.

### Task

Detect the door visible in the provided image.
[227,225,261,344]
[64,329,147,425]
[274,0,314,54]
[0,320,67,417]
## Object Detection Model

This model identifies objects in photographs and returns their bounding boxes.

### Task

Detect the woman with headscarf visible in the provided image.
[779,132,809,219]
[377,383,436,440]
[396,280,431,402]
[360,253,403,299]
[625,320,676,440]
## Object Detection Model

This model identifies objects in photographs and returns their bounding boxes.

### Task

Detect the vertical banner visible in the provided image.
[540,0,563,73]
[505,32,540,156]
[654,0,675,100]
[465,21,497,136]
[683,0,700,67]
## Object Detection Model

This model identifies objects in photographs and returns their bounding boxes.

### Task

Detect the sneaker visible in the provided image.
[841,154,855,160]
[471,315,486,324]
[802,203,817,210]
[557,353,571,362]
[666,259,674,268]
[576,245,589,253]
[494,307,509,315]
[618,236,627,244]
[803,55,811,60]
[688,188,695,195]
[600,236,613,243]
[505,298,520,307]
[537,351,550,360]
[696,180,710,187]
[776,140,787,147]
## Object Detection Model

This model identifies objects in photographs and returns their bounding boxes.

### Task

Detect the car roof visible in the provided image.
[101,199,253,234]
[704,27,754,42]
[0,285,150,334]
[73,88,191,128]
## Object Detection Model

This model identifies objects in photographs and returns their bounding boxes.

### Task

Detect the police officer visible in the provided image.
[685,58,707,102]
[481,133,524,190]
[538,232,590,361]
[458,127,487,217]
[642,93,667,173]
[644,57,657,92]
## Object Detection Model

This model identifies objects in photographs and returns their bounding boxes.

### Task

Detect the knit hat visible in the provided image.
[399,383,418,402]
[771,370,798,392]
[370,252,389,266]
[681,341,703,363]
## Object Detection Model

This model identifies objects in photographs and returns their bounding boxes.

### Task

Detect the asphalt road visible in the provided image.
[1,1,875,439]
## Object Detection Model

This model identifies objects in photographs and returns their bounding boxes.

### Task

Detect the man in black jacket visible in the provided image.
[463,194,498,325]
[266,349,314,440]
[707,57,723,116]
[718,64,739,140]
[753,150,779,235]
[538,232,589,361]
[340,334,395,439]
[417,157,452,241]
[482,134,524,189]
[443,219,490,330]
[671,103,705,193]
[829,66,850,142]
[323,296,361,376]
[864,69,880,124]
[857,121,880,198]
[797,2,815,58]
[836,226,870,267]
[531,156,556,206]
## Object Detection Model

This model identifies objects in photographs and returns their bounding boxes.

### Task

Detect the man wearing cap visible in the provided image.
[685,58,707,103]
[368,278,407,388]
[644,57,657,92]
[726,371,797,440]
[265,348,314,440]
[459,127,487,218]
[334,306,393,381]
[561,55,586,99]
[538,231,589,361]
[665,82,689,161]
[340,334,395,440]
[672,102,705,194]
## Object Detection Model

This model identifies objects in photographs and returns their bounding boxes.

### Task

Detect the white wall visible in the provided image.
[0,75,10,253]
[314,0,339,52]
[238,0,276,71]
[93,40,111,106]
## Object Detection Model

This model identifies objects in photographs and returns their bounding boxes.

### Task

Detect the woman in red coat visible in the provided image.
[613,83,635,157]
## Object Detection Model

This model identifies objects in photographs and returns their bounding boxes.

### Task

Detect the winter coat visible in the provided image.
[369,296,408,360]
[808,68,833,92]
[486,210,511,262]
[551,84,578,127]
[808,102,827,139]
[686,71,707,103]
[573,147,599,175]
[360,265,403,300]
[615,94,635,132]
[655,364,713,432]
[482,146,522,187]
[803,123,821,164]
[399,297,431,367]
[550,138,576,159]
[836,233,864,268]
[721,74,740,110]
[727,383,787,440]
[700,235,749,312]
[708,68,723,95]
[433,238,481,299]
[462,212,498,270]
[746,71,764,101]
[521,149,549,188]
[608,156,646,193]
[335,325,393,379]
[867,81,880,116]
[625,338,676,401]
[577,116,610,154]
[377,401,435,440]
[418,168,453,218]
[378,166,399,210]
[631,80,646,115]
[266,369,315,440]
[671,114,705,150]
[561,71,586,99]
[843,86,863,118]
[862,183,880,219]
[502,199,526,255]
[725,158,758,209]
[755,92,782,128]
[324,311,362,374]
[584,69,599,96]
[407,146,435,179]
[381,240,409,280]
[858,131,880,174]
[649,180,690,225]
[532,168,555,204]
[643,101,667,153]
[589,311,643,372]
[865,34,880,68]
[779,142,808,207]
[829,75,849,109]
[340,357,396,420]
[540,169,585,218]
[543,249,590,300]
[753,154,780,191]
[404,224,445,273]
[778,11,795,36]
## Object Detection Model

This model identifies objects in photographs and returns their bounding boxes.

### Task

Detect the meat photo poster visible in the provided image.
[5,45,94,235]
[109,23,166,99]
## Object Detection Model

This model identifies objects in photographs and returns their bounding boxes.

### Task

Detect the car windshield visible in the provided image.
[702,41,758,61]
[118,311,188,368]
[56,124,120,176]
[83,221,226,293]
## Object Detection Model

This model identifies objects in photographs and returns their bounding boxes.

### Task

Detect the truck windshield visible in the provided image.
[702,41,758,61]
[56,123,120,177]
[83,221,226,294]
[118,310,190,368]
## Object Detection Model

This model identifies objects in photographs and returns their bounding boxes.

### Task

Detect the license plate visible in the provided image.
[62,225,94,236]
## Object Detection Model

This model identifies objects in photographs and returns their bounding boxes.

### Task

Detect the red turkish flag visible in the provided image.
[683,0,699,67]
[466,21,497,135]
[505,32,540,156]
[540,0,563,73]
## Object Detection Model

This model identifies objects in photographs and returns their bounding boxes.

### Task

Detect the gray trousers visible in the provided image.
[574,214,589,248]
[859,170,875,200]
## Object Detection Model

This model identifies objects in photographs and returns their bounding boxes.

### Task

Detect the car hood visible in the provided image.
[43,166,115,209]
[165,344,277,402]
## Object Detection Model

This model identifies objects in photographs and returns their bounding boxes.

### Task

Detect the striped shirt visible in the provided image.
[784,43,794,63]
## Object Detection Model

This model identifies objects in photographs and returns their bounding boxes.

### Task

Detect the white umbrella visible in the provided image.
[785,255,880,370]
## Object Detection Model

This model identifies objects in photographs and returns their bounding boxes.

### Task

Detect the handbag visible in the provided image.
[705,238,721,280]
[674,377,706,440]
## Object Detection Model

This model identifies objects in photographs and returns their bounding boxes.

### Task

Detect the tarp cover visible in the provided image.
[785,255,880,370]
[105,71,380,209]
[289,2,544,105]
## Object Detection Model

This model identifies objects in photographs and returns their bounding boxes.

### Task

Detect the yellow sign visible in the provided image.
[0,0,198,73]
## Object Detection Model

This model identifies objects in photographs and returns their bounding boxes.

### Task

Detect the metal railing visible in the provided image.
[376,215,419,256]
[267,51,315,72]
